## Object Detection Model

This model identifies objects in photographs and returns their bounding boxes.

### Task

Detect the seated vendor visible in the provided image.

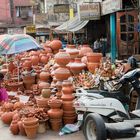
[0,73,8,105]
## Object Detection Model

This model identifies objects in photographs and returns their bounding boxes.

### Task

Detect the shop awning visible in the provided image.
[55,16,89,32]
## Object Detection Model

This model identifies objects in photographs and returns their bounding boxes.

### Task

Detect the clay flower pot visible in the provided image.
[23,117,39,126]
[54,49,71,66]
[10,120,19,135]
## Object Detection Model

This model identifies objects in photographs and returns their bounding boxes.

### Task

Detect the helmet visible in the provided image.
[127,56,137,69]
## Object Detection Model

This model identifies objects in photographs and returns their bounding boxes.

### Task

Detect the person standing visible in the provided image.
[93,38,102,52]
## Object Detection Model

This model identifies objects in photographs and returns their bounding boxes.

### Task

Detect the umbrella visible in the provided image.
[0,34,41,55]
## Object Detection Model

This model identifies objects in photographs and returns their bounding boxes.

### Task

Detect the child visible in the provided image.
[0,73,8,105]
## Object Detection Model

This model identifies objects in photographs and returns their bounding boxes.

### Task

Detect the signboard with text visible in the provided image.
[101,0,122,15]
[26,25,36,33]
[54,4,69,13]
[78,3,100,20]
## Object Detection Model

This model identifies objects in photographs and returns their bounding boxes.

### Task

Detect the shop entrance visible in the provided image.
[117,10,139,59]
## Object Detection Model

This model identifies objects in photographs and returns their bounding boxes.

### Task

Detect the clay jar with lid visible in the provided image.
[54,49,71,66]
[68,58,86,75]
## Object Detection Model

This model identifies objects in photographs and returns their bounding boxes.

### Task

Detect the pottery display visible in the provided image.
[54,49,71,66]
[86,52,102,63]
[49,39,62,51]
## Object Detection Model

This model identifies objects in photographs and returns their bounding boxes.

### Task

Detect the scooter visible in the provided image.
[73,68,140,140]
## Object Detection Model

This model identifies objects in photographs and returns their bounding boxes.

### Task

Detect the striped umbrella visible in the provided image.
[0,34,41,54]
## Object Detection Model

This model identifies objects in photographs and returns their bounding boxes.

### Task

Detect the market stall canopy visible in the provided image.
[54,16,89,32]
[0,34,41,55]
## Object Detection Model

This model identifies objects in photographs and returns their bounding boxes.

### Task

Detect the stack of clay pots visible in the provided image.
[61,80,77,124]
[22,117,39,139]
[48,97,63,131]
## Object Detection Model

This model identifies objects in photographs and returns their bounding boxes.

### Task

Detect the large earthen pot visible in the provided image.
[40,54,49,64]
[79,44,93,57]
[1,112,14,125]
[38,81,50,90]
[48,109,63,119]
[86,52,102,63]
[54,49,71,66]
[68,58,86,75]
[62,80,74,94]
[39,70,50,82]
[54,67,71,81]
[31,55,39,66]
[10,120,19,135]
[87,62,100,73]
[49,39,62,51]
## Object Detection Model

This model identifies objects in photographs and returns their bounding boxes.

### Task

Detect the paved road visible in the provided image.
[1,119,140,140]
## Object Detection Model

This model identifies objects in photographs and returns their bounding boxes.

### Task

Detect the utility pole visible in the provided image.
[9,0,14,24]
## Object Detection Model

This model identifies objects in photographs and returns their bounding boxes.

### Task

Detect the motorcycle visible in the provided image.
[73,68,140,140]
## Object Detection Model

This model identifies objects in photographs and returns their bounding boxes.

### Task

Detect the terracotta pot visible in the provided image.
[41,88,51,98]
[3,102,14,112]
[23,117,39,126]
[48,98,62,109]
[54,49,71,66]
[14,102,24,110]
[79,44,93,57]
[63,115,77,125]
[10,120,19,135]
[22,59,32,71]
[87,62,100,73]
[22,75,36,84]
[50,39,62,51]
[50,119,62,131]
[39,70,50,82]
[36,96,50,108]
[23,123,39,139]
[54,67,71,81]
[18,120,26,136]
[68,58,86,75]
[62,80,74,94]
[62,101,75,111]
[48,109,63,119]
[1,112,14,125]
[86,52,102,63]
[38,81,50,90]
[63,110,76,117]
[31,55,39,66]
[40,54,49,64]
[7,82,23,92]
[61,94,75,101]
[65,44,79,59]
[8,61,16,73]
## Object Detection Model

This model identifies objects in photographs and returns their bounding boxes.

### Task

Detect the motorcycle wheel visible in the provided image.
[84,113,107,140]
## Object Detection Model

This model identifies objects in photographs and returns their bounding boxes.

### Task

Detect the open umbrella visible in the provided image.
[0,34,41,55]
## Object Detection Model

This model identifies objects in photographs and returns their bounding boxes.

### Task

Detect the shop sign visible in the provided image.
[26,25,36,33]
[78,3,100,20]
[54,4,69,13]
[101,0,122,15]
[36,28,50,35]
[8,28,24,34]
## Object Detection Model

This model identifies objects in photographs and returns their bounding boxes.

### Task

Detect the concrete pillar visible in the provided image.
[110,13,116,62]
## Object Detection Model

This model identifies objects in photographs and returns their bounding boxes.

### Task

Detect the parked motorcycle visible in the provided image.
[73,68,140,140]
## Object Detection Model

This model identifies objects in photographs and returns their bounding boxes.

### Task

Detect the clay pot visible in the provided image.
[14,102,24,110]
[48,109,63,119]
[23,123,39,139]
[48,98,62,109]
[65,44,79,59]
[63,115,77,125]
[68,58,86,75]
[50,39,62,51]
[18,120,26,136]
[22,75,36,84]
[31,55,39,66]
[38,81,50,90]
[23,117,39,126]
[7,82,23,92]
[22,59,32,71]
[39,70,50,82]
[41,88,51,98]
[62,80,74,94]
[10,120,19,135]
[63,110,76,117]
[50,119,62,131]
[40,54,49,64]
[86,52,102,63]
[79,44,93,57]
[54,67,71,81]
[3,102,14,112]
[62,101,75,111]
[87,62,100,73]
[35,96,50,108]
[54,49,71,66]
[61,94,75,101]
[1,112,14,125]
[8,61,16,73]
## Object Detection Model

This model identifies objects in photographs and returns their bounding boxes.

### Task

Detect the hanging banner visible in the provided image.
[78,3,100,20]
[101,0,122,15]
